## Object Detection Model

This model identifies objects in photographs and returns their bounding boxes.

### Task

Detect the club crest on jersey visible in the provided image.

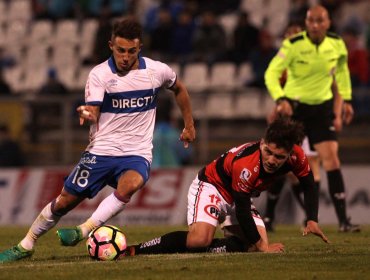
[240,168,252,181]
[204,204,220,220]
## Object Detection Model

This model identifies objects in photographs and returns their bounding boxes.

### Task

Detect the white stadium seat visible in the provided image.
[206,93,234,118]
[209,62,237,91]
[29,20,54,46]
[167,63,181,79]
[182,63,209,92]
[80,19,99,58]
[74,66,93,90]
[236,62,254,88]
[54,19,79,46]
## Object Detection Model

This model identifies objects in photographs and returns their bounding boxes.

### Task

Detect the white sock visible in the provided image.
[78,193,126,238]
[20,202,61,251]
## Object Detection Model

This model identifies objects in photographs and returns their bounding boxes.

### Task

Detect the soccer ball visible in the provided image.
[86,225,127,261]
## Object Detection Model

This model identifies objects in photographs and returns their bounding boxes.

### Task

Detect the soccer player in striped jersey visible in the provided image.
[0,18,195,263]
[127,117,328,256]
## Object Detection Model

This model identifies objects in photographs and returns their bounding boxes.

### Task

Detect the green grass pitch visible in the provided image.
[0,225,369,280]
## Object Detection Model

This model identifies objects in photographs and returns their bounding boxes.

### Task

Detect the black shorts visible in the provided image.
[290,99,337,149]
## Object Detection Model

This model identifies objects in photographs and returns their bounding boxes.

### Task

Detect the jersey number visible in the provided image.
[72,166,90,188]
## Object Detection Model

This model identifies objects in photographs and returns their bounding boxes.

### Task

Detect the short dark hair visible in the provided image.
[264,117,305,151]
[112,18,143,41]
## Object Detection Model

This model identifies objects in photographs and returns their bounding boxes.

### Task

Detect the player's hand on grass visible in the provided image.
[266,242,285,253]
[180,124,196,148]
[303,220,330,243]
[250,239,284,253]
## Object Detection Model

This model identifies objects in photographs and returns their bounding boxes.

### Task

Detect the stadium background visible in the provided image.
[0,0,369,226]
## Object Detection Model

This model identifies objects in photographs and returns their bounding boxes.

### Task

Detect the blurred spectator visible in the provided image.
[144,0,184,32]
[366,22,370,52]
[87,0,128,18]
[0,47,16,70]
[342,25,370,117]
[0,124,24,167]
[230,11,260,65]
[47,0,75,19]
[38,68,68,95]
[0,70,12,95]
[192,11,227,66]
[341,26,369,87]
[32,0,75,20]
[29,68,68,143]
[82,11,113,65]
[148,8,174,62]
[73,0,91,22]
[320,0,346,32]
[31,0,50,19]
[193,0,240,15]
[247,29,277,89]
[152,97,192,168]
[170,9,196,66]
[288,0,309,27]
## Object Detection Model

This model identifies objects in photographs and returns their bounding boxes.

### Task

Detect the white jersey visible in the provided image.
[84,56,177,163]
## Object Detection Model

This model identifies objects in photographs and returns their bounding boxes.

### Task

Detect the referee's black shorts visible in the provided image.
[291,98,337,149]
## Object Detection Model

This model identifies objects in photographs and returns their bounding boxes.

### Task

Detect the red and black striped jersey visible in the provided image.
[198,141,311,204]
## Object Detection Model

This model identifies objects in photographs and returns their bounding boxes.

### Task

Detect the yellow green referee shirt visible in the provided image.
[265,31,352,105]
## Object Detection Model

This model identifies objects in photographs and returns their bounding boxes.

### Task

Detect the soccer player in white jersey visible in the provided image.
[0,18,196,263]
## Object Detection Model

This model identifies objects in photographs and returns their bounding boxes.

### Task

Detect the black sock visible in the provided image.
[264,177,285,221]
[134,231,188,255]
[327,169,347,224]
[133,232,246,255]
[206,236,245,253]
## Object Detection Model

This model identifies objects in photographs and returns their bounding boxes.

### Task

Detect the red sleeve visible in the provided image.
[289,145,311,179]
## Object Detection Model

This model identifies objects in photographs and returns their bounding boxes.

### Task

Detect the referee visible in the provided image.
[265,5,359,232]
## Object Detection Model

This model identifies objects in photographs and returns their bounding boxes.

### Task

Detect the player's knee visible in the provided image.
[115,183,141,201]
[322,159,341,171]
[51,199,70,216]
[186,233,212,248]
[116,171,145,198]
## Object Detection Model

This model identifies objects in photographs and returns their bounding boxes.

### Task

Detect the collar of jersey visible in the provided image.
[108,56,147,74]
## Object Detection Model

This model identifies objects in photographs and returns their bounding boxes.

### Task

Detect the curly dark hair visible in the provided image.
[264,116,305,151]
[112,18,143,41]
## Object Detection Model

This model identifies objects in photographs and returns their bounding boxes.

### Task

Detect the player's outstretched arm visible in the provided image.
[76,105,100,125]
[303,220,330,243]
[248,225,284,253]
[169,79,195,148]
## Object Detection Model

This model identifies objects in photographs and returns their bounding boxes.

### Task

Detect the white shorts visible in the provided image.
[187,176,264,228]
[301,136,318,157]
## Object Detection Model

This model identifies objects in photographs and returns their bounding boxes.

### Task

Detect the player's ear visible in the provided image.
[260,139,265,148]
[109,40,113,51]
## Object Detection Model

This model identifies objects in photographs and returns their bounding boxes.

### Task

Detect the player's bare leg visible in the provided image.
[187,222,216,248]
[0,189,83,263]
[58,170,144,246]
